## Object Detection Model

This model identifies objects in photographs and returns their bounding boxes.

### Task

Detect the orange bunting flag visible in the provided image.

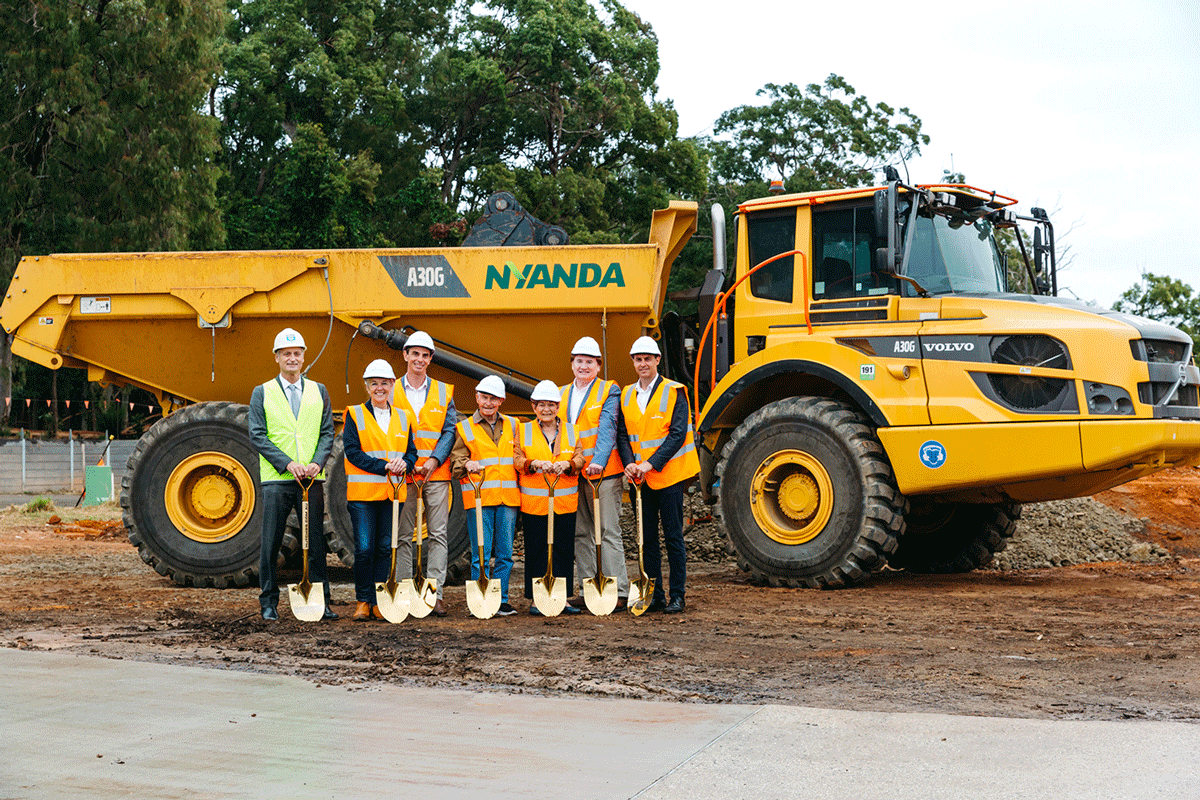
[84,400,90,409]
[25,399,31,407]
[4,397,8,408]
[129,402,134,411]
[45,399,50,407]
[65,400,71,408]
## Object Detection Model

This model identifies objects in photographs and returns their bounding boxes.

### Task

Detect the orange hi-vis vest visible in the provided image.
[394,377,453,482]
[518,420,580,515]
[559,378,623,478]
[620,378,700,490]
[457,415,520,508]
[343,404,410,502]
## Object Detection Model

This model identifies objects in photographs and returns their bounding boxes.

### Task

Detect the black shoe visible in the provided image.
[321,606,339,621]
[529,606,543,617]
[261,607,279,621]
[562,604,581,615]
[664,597,685,614]
[646,598,667,613]
[497,602,517,616]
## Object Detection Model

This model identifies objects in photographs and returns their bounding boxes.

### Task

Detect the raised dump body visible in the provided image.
[1,202,698,587]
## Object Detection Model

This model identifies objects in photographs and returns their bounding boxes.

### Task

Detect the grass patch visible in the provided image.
[22,497,55,513]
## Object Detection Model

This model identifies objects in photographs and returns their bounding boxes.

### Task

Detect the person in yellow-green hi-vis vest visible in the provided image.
[248,328,338,621]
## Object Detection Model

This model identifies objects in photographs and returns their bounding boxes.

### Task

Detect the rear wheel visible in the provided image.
[122,402,263,588]
[891,500,1021,573]
[716,397,905,589]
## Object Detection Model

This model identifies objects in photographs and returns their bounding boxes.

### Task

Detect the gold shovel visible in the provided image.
[465,468,503,619]
[581,474,619,616]
[406,472,438,618]
[628,476,656,616]
[287,475,326,622]
[531,471,568,616]
[374,473,411,623]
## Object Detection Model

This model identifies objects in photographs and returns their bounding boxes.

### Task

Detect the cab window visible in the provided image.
[745,208,795,303]
[812,205,897,299]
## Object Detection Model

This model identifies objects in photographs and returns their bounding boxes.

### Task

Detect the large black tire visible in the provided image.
[323,437,471,582]
[891,500,1022,573]
[121,402,264,588]
[716,397,905,589]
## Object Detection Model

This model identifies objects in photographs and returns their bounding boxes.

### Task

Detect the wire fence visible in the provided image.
[0,434,138,494]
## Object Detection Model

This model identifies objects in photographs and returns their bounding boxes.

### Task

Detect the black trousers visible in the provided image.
[639,480,686,604]
[521,511,576,600]
[259,480,331,610]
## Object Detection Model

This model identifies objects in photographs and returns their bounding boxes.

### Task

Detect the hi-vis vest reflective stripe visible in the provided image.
[259,378,326,483]
[395,378,453,481]
[620,378,700,491]
[558,378,623,478]
[457,415,520,508]
[344,404,410,502]
[518,421,579,515]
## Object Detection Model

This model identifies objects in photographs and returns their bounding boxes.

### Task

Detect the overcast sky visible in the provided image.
[618,0,1200,308]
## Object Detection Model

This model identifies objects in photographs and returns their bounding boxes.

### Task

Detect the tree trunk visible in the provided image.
[50,369,59,435]
[0,334,11,427]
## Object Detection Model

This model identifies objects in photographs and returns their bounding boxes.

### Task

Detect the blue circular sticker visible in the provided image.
[919,440,947,469]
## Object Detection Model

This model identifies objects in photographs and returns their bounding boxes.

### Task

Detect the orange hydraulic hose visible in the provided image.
[692,249,810,421]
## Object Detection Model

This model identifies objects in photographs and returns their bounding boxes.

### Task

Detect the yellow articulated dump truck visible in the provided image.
[3,183,1198,590]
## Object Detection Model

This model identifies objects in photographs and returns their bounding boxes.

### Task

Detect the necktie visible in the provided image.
[288,384,301,417]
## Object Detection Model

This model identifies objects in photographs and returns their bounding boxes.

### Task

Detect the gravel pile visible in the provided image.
[615,490,1171,571]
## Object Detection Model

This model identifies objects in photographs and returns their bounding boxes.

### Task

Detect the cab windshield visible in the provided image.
[901,213,1006,296]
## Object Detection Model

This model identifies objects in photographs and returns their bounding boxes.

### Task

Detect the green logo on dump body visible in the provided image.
[484,262,625,290]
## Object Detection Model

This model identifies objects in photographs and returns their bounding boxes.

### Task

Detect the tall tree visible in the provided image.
[1,0,225,422]
[711,74,928,193]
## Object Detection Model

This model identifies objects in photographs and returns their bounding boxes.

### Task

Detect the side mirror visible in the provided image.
[873,189,889,238]
[874,247,890,275]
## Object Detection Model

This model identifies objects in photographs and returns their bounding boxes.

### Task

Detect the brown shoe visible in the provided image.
[432,599,447,617]
[371,605,385,620]
[567,595,586,610]
[352,602,371,621]
[615,597,628,610]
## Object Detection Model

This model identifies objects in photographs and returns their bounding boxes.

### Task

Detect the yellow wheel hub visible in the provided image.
[749,449,834,545]
[164,452,255,543]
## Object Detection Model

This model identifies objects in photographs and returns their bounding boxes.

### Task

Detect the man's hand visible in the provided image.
[385,457,407,475]
[465,459,481,473]
[304,462,321,478]
[624,461,652,481]
[584,463,603,478]
[287,461,306,478]
[419,458,438,477]
[552,460,571,475]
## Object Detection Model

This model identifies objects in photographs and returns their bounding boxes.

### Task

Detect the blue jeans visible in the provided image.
[467,503,517,602]
[348,499,396,604]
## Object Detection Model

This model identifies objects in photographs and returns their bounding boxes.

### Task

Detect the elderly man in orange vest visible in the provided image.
[393,331,457,617]
[616,336,700,614]
[450,374,520,616]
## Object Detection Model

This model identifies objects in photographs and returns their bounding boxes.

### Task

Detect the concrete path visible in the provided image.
[3,649,1196,799]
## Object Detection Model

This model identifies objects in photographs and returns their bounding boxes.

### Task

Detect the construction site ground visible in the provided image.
[2,468,1197,723]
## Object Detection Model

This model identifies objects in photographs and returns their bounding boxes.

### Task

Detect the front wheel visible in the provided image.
[891,500,1022,573]
[716,398,905,589]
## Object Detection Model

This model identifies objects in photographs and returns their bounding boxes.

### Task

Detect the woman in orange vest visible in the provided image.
[515,380,586,615]
[343,359,417,621]
[616,337,700,615]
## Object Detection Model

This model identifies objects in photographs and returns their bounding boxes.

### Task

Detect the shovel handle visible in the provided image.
[467,467,487,550]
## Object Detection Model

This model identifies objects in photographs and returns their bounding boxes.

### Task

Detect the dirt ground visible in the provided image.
[2,468,1197,723]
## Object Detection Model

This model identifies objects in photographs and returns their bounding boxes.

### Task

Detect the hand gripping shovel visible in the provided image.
[531,471,568,617]
[465,469,502,619]
[287,475,326,622]
[582,474,619,616]
[374,473,411,623]
[406,472,438,618]
[628,476,656,616]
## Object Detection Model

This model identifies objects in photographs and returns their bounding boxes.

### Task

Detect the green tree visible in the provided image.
[1,0,225,423]
[1114,273,1200,351]
[711,75,928,192]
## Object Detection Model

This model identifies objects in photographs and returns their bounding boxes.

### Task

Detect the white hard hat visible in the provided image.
[530,380,561,402]
[629,336,661,356]
[475,374,506,399]
[362,359,396,380]
[571,336,602,358]
[273,328,306,352]
[404,330,435,353]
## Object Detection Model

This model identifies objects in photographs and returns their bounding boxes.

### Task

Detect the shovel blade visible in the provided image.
[628,577,656,617]
[406,579,438,618]
[582,575,619,616]
[532,576,567,617]
[375,582,410,623]
[287,582,325,622]
[466,578,502,619]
